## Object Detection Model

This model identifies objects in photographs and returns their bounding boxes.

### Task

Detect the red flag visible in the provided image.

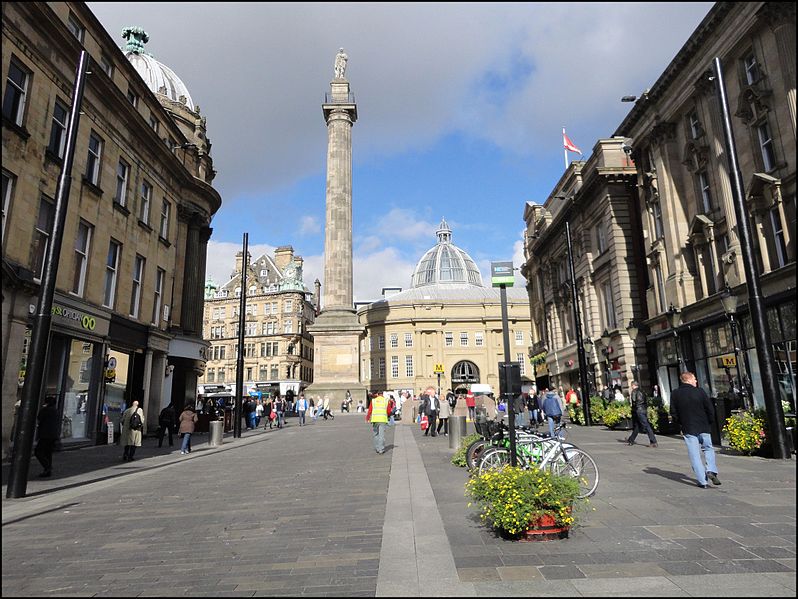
[563,129,582,154]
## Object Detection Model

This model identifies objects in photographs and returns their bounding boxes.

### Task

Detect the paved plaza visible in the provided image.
[2,414,796,597]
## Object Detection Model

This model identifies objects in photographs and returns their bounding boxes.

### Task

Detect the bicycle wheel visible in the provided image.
[465,439,487,470]
[549,447,599,498]
[478,447,510,474]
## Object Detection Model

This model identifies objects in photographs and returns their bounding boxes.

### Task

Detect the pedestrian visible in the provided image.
[436,391,450,435]
[601,384,613,407]
[255,399,264,427]
[157,402,176,448]
[322,395,332,420]
[367,390,390,454]
[356,400,365,413]
[423,392,440,437]
[613,385,625,403]
[513,393,526,427]
[245,397,257,430]
[178,404,198,454]
[627,381,658,447]
[527,391,541,425]
[121,399,145,461]
[34,395,60,477]
[465,391,476,422]
[670,371,721,488]
[264,398,273,429]
[387,395,397,426]
[541,388,563,439]
[275,395,285,428]
[296,394,308,426]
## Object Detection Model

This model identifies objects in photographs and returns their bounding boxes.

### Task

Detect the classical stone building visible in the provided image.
[615,1,796,408]
[1,2,220,457]
[358,220,533,405]
[521,139,644,396]
[199,246,316,397]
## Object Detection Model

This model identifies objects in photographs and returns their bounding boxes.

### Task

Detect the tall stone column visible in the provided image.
[306,50,367,405]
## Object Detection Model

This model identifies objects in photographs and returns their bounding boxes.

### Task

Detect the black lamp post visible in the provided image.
[626,320,640,384]
[720,285,751,412]
[666,304,684,372]
[600,329,611,388]
[583,337,595,396]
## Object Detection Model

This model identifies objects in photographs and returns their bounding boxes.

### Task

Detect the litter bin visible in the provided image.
[448,415,467,450]
[209,420,224,447]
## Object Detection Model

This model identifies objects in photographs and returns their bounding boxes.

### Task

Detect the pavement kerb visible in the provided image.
[0,427,276,525]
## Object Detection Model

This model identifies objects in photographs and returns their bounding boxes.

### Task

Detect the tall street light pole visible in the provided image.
[7,51,90,499]
[712,57,789,459]
[492,262,517,467]
[234,233,248,439]
[565,221,591,425]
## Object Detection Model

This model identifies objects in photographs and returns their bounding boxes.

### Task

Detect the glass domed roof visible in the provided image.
[122,27,195,111]
[411,219,484,288]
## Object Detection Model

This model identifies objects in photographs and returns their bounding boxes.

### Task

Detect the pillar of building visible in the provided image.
[306,50,367,405]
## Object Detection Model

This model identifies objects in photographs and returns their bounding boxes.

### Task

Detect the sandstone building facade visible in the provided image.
[2,2,221,456]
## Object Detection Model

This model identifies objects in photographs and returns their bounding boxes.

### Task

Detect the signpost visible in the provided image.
[491,261,517,467]
[434,363,445,396]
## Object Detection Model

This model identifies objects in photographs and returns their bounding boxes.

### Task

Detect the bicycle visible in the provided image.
[477,422,599,499]
[466,419,559,470]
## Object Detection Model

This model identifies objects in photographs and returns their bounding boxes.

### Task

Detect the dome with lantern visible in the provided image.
[411,218,484,288]
[122,26,195,111]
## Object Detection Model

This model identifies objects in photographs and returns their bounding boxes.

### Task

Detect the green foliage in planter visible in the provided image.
[567,403,584,425]
[589,396,605,424]
[451,433,482,467]
[647,405,659,431]
[602,401,631,428]
[466,466,583,536]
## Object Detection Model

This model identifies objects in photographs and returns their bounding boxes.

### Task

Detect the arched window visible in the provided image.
[452,360,480,384]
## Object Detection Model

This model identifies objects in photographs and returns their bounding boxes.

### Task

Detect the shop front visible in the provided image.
[40,296,110,447]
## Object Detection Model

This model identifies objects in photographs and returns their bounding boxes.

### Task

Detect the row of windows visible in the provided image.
[206,341,313,361]
[12,189,166,322]
[365,356,415,379]
[209,300,301,320]
[208,319,299,339]
[365,331,527,351]
[205,362,312,384]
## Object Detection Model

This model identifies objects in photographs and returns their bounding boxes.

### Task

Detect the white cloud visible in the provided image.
[352,247,416,303]
[299,215,321,235]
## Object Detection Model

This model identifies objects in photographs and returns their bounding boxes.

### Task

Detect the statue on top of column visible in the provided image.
[334,48,348,80]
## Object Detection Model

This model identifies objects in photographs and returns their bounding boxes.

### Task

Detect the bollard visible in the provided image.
[448,415,467,450]
[209,420,224,447]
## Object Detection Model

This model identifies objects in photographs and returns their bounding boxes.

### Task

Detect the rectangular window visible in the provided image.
[475,332,484,347]
[460,332,468,347]
[47,99,69,159]
[85,132,103,185]
[391,356,399,378]
[404,333,413,348]
[1,171,14,241]
[757,122,776,171]
[445,332,453,347]
[32,197,55,280]
[245,343,256,358]
[67,12,85,43]
[130,254,145,318]
[405,355,414,378]
[149,115,159,133]
[596,224,607,254]
[159,200,170,239]
[378,357,385,379]
[152,268,164,325]
[770,207,787,269]
[99,55,114,78]
[655,262,667,314]
[515,331,524,345]
[743,52,760,85]
[652,200,664,239]
[103,240,121,308]
[71,220,92,296]
[378,335,385,350]
[517,353,526,377]
[270,365,278,379]
[688,111,703,139]
[218,368,226,383]
[698,171,713,213]
[206,369,215,383]
[390,333,398,348]
[126,89,138,108]
[284,320,293,334]
[114,160,129,206]
[139,181,152,224]
[284,299,293,313]
[3,60,29,126]
[601,280,617,330]
[246,322,258,336]
[259,366,268,380]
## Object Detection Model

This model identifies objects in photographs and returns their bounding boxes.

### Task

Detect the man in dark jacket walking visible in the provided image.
[34,396,60,477]
[157,403,177,448]
[626,382,658,447]
[670,371,721,488]
[423,393,440,437]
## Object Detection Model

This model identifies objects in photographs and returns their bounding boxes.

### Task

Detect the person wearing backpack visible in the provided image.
[121,400,145,461]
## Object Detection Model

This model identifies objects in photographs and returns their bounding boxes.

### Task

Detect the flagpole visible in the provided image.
[563,128,568,169]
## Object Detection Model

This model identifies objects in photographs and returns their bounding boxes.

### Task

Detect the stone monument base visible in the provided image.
[306,309,368,406]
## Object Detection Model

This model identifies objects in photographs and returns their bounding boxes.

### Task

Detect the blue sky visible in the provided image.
[89,2,714,301]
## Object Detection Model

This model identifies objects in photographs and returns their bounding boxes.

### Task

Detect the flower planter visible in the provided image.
[610,418,633,431]
[522,513,569,541]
